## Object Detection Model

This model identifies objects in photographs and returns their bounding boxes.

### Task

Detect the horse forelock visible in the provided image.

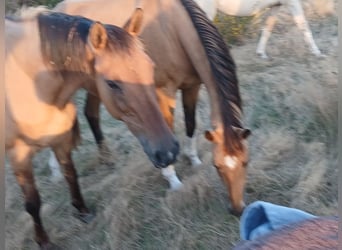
[38,12,94,75]
[179,0,244,154]
[104,24,138,55]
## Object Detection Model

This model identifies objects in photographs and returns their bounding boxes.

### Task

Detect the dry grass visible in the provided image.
[5,0,338,249]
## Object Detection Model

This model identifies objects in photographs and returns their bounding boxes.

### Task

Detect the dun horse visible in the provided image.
[54,0,251,215]
[5,7,179,248]
[194,0,323,59]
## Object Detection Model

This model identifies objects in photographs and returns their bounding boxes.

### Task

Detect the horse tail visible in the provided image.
[178,0,243,153]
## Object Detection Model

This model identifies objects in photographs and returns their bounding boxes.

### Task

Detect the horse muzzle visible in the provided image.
[141,138,179,168]
[229,201,246,217]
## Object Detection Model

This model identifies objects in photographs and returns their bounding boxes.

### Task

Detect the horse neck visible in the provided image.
[6,18,90,109]
[175,0,242,129]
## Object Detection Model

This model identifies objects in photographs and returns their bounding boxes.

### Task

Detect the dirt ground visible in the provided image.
[5,1,338,249]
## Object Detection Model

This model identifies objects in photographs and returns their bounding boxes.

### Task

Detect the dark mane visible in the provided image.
[179,0,244,153]
[38,12,93,74]
[38,12,134,75]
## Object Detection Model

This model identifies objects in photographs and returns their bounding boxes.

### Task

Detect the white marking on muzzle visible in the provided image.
[224,156,238,170]
[161,165,183,190]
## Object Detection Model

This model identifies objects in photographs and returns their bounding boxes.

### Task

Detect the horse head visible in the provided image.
[205,126,251,216]
[86,9,179,168]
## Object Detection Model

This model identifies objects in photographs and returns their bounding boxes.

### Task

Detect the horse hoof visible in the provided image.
[50,174,63,183]
[99,155,114,166]
[190,157,202,167]
[98,143,114,165]
[169,180,184,191]
[317,53,326,58]
[256,52,269,60]
[40,242,60,250]
[75,212,95,224]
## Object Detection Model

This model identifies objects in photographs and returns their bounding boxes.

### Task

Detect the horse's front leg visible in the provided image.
[288,0,322,56]
[181,85,202,166]
[256,7,279,59]
[156,88,183,190]
[48,150,63,182]
[84,92,111,163]
[48,93,110,182]
[52,126,94,224]
[8,141,51,249]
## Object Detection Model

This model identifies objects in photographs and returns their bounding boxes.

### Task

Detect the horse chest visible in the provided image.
[6,57,77,143]
[12,102,77,145]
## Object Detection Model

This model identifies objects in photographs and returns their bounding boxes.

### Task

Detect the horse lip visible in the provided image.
[152,161,167,169]
[149,158,163,168]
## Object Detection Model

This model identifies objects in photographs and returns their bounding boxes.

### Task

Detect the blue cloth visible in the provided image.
[240,201,316,240]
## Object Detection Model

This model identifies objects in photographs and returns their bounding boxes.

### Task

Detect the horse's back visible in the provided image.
[54,0,136,26]
[55,0,202,87]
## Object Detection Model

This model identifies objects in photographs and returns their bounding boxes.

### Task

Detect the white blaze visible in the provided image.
[161,165,183,190]
[224,156,238,170]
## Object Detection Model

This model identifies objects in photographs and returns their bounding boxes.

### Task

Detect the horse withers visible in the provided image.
[5,7,178,248]
[55,0,251,215]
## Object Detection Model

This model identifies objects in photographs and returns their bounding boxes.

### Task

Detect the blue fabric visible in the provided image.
[240,201,316,240]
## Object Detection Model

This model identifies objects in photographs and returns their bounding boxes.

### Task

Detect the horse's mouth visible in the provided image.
[150,160,166,169]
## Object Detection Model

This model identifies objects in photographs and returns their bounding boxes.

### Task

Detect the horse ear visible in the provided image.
[204,130,215,142]
[123,8,144,36]
[88,22,108,52]
[232,127,251,139]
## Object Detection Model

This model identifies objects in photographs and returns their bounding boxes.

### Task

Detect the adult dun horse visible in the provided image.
[194,0,323,59]
[5,7,179,248]
[55,0,251,215]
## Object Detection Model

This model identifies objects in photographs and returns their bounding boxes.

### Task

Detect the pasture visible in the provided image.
[5,0,337,249]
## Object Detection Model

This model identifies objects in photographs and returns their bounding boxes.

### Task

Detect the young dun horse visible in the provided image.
[5,7,179,248]
[54,0,251,215]
[194,0,323,59]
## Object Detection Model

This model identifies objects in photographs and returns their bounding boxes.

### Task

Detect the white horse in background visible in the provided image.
[195,0,323,59]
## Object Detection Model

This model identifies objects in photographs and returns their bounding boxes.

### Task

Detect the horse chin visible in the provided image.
[229,202,246,217]
[134,135,163,168]
[229,207,243,217]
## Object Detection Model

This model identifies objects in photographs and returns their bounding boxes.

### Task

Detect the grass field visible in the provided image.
[5,0,338,249]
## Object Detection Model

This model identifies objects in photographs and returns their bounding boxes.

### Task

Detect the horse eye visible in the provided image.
[105,80,122,92]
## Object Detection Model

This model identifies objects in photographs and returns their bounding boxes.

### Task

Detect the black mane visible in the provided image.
[180,0,244,153]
